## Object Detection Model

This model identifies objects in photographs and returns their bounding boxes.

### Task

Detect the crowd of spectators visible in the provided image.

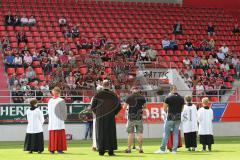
[5,11,36,27]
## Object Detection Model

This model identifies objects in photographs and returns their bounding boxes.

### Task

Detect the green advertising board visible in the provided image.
[0,103,91,124]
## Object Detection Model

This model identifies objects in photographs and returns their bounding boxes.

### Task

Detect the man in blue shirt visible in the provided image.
[4,54,15,70]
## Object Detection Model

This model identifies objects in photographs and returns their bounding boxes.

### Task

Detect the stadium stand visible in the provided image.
[0,0,239,103]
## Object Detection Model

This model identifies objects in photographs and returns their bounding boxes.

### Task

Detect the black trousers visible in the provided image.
[184,132,197,148]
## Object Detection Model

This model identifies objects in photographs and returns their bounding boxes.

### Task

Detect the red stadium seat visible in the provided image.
[7,68,15,75]
[16,67,25,75]
[34,68,43,75]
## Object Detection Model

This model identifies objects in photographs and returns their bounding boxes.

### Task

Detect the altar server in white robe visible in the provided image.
[48,87,67,154]
[198,97,214,152]
[181,96,198,151]
[24,99,44,154]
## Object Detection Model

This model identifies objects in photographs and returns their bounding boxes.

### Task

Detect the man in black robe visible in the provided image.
[91,80,121,156]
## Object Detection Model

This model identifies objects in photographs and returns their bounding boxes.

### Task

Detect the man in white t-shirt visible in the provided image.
[59,16,67,27]
[21,14,29,26]
[219,44,229,55]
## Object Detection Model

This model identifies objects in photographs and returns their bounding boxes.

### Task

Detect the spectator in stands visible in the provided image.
[204,82,215,95]
[146,46,157,61]
[26,67,36,82]
[41,55,52,73]
[185,66,193,78]
[120,40,131,57]
[93,37,101,49]
[192,53,201,69]
[19,73,28,85]
[13,54,23,68]
[12,84,24,103]
[13,15,21,27]
[184,39,193,51]
[219,44,229,55]
[5,11,14,26]
[196,82,205,96]
[23,52,33,68]
[4,52,15,70]
[208,39,215,50]
[232,54,239,68]
[199,38,209,51]
[138,48,149,61]
[183,57,191,66]
[68,51,76,67]
[100,36,107,48]
[162,36,171,50]
[208,55,218,68]
[216,49,225,62]
[169,37,178,50]
[2,36,10,49]
[200,55,209,71]
[9,73,19,87]
[220,61,230,71]
[172,21,183,35]
[59,16,67,27]
[28,15,36,26]
[236,61,240,79]
[233,24,240,35]
[62,41,71,53]
[17,31,28,45]
[207,22,215,36]
[71,26,80,38]
[40,81,50,96]
[64,26,72,38]
[66,72,76,89]
[20,14,29,26]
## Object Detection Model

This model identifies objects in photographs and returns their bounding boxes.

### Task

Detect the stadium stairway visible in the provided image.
[0,53,10,103]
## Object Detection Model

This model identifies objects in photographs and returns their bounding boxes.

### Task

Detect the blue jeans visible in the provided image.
[85,122,93,139]
[160,120,181,152]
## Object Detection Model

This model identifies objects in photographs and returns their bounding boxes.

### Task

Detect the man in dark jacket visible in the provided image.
[91,80,121,156]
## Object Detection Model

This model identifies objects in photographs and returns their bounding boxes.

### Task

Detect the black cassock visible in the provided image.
[91,89,121,152]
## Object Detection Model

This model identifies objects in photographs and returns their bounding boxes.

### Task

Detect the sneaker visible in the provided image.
[172,151,177,154]
[57,151,64,154]
[154,150,165,154]
[139,149,144,153]
[192,148,196,151]
[28,151,33,154]
[50,151,55,154]
[201,149,206,152]
[124,149,131,153]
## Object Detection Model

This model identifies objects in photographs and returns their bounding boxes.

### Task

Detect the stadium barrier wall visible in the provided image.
[0,102,240,141]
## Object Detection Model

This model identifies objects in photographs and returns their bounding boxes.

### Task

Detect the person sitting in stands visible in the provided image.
[5,11,14,26]
[169,37,178,50]
[26,66,36,82]
[59,16,67,28]
[162,36,171,50]
[4,52,15,70]
[13,15,21,27]
[20,14,29,26]
[208,55,218,68]
[192,37,200,51]
[17,31,28,45]
[216,49,225,62]
[23,52,33,68]
[146,45,157,61]
[71,26,80,38]
[183,57,191,66]
[13,54,23,68]
[208,39,215,51]
[28,15,36,26]
[199,38,209,51]
[184,39,194,51]
[200,55,209,71]
[66,72,76,89]
[192,53,201,69]
[172,21,183,35]
[196,82,205,96]
[138,48,149,61]
[233,24,240,35]
[219,44,229,55]
[207,22,215,36]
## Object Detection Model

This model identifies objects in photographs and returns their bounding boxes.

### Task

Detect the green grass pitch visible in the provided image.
[0,137,239,160]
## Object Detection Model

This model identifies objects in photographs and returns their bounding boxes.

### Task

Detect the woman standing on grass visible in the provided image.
[24,99,44,154]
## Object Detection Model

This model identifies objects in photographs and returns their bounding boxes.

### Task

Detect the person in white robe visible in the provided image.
[181,96,198,151]
[198,97,214,151]
[24,99,44,153]
[48,87,67,154]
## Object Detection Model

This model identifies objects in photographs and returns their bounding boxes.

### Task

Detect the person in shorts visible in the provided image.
[124,87,146,153]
